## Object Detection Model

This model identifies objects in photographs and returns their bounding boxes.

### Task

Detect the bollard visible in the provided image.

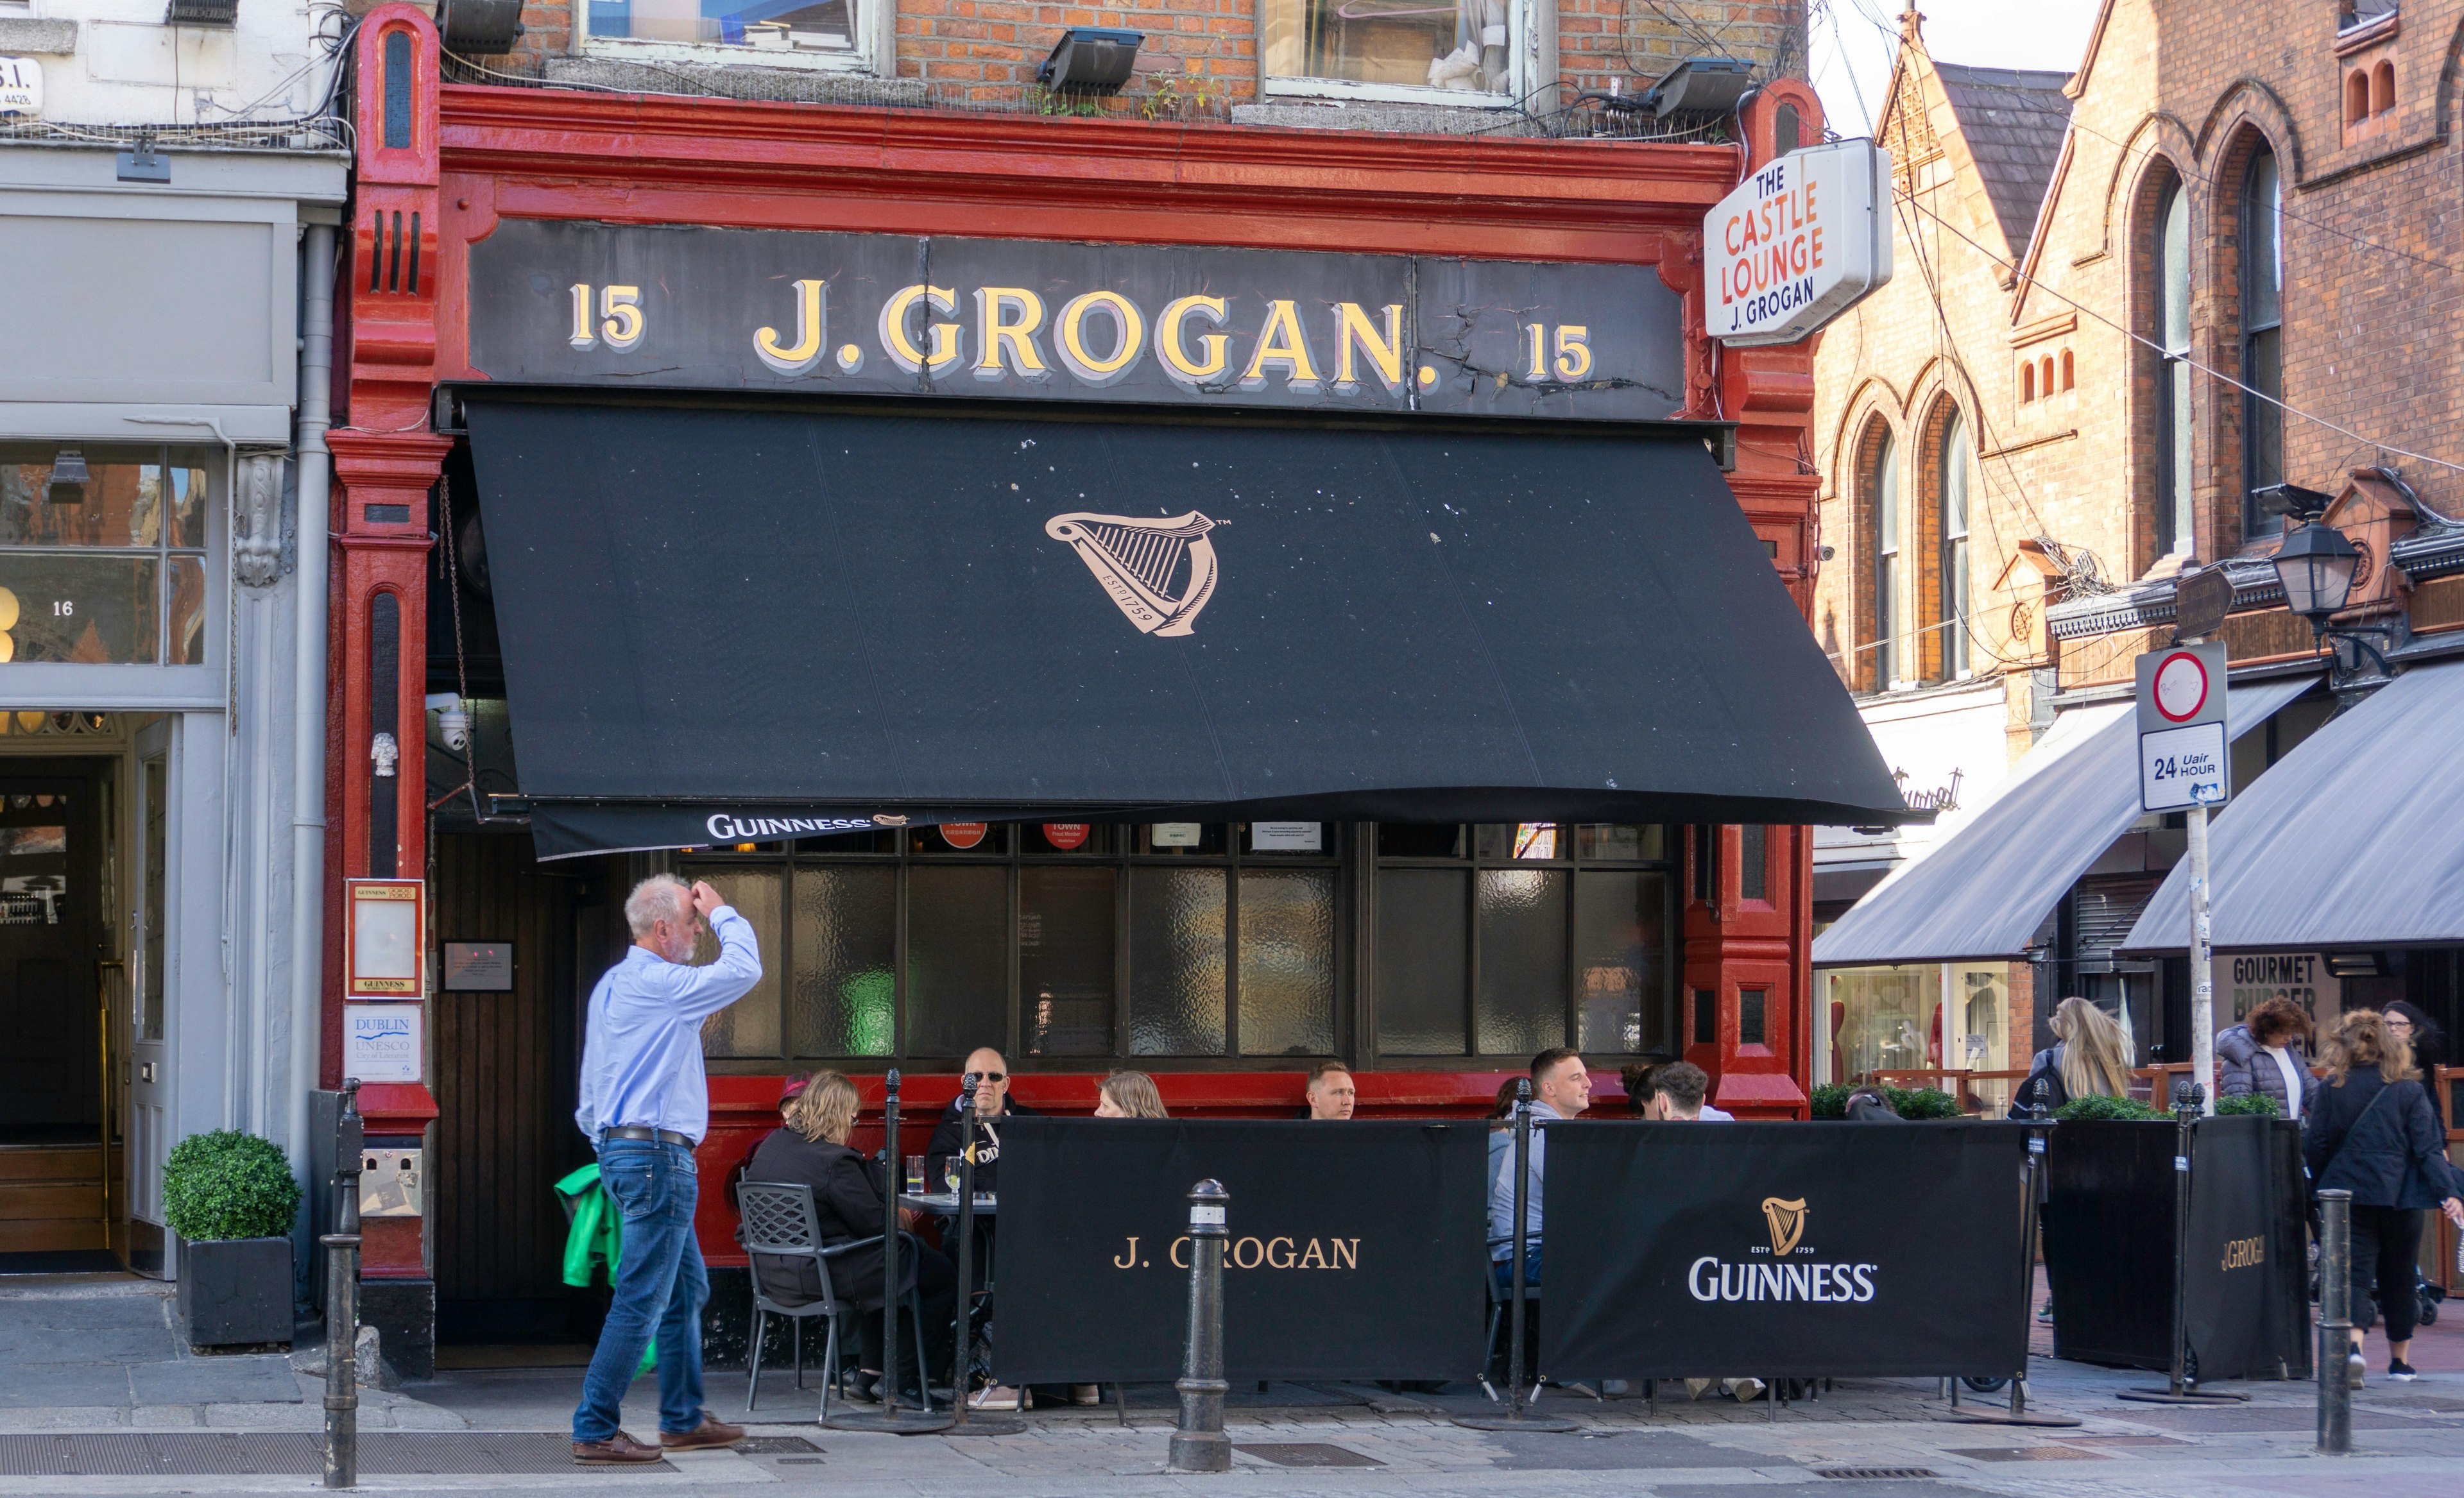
[1167,1180,1231,1474]
[2318,1189,2353,1455]
[323,1079,363,1490]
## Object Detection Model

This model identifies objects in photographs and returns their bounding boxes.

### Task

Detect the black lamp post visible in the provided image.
[2271,520,2403,679]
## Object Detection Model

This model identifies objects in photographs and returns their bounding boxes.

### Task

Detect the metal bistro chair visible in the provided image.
[737,1180,937,1420]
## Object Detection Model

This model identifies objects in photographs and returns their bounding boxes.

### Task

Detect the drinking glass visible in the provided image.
[905,1155,925,1196]
[943,1157,963,1196]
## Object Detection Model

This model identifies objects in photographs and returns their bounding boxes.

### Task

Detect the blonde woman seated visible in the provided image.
[743,1071,955,1403]
[1092,1069,1168,1118]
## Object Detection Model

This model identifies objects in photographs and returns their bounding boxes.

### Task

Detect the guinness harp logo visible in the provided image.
[1761,1197,1808,1257]
[1046,511,1220,636]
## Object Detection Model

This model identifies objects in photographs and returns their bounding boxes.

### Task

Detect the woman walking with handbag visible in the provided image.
[2306,1010,2464,1382]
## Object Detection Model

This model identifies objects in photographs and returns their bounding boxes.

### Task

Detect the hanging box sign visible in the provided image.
[1706,138,1893,346]
[345,879,425,998]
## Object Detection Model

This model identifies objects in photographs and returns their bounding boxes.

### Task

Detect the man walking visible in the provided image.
[570,875,762,1465]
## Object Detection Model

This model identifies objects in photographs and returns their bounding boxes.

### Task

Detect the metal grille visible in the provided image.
[1815,1469,1939,1481]
[1236,1443,1385,1468]
[0,1435,154,1477]
[0,1433,662,1476]
[736,1436,823,1454]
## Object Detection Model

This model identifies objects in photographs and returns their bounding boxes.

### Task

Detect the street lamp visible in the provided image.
[2271,520,2403,678]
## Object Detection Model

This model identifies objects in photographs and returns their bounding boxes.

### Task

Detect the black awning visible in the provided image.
[466,397,1904,858]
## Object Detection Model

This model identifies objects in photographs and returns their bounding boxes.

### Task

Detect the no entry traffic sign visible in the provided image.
[2135,643,2228,813]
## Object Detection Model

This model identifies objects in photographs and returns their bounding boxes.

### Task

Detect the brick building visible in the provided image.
[1811,2,2464,1125]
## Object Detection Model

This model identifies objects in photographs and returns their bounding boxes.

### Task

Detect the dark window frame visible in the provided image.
[2239,143,2287,538]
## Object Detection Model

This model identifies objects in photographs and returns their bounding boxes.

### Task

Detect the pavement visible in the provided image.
[0,1270,2459,1497]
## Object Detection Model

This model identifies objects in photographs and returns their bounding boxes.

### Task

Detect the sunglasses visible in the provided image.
[975,1071,1008,1084]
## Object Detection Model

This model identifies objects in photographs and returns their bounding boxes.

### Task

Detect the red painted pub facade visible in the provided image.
[323,4,1878,1364]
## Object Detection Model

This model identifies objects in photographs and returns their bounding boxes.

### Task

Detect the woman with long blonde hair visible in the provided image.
[2308,1010,2464,1382]
[2010,996,2132,1114]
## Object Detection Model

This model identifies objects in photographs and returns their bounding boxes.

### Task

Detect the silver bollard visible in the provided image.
[323,1079,364,1490]
[2318,1188,2352,1456]
[1167,1180,1231,1474]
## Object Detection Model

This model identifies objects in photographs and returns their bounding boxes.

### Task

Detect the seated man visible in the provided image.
[1487,1048,1589,1293]
[1301,1061,1356,1120]
[1648,1061,1734,1121]
[925,1047,1038,1195]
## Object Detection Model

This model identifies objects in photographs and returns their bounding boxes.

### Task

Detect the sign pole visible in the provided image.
[2188,799,2216,1117]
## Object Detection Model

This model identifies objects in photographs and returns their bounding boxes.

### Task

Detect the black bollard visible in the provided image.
[825,1069,950,1433]
[2317,1189,2353,1454]
[1937,1081,2078,1429]
[944,1072,1022,1436]
[2120,1081,2244,1405]
[1167,1180,1231,1474]
[1455,1084,1576,1433]
[323,1079,364,1489]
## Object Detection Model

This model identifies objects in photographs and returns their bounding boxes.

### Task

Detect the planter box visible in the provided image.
[2043,1116,2307,1381]
[176,1236,295,1349]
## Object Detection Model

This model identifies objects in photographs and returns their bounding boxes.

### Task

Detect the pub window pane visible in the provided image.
[1475,868,1568,1055]
[1260,0,1511,94]
[906,864,1008,1058]
[1474,823,1561,861]
[789,864,896,1056]
[912,823,1008,855]
[1129,866,1226,1055]
[0,453,162,547]
[1027,822,1109,856]
[1376,867,1467,1055]
[792,828,900,854]
[1241,821,1328,856]
[1142,822,1225,856]
[1575,870,1668,1055]
[169,465,207,548]
[1740,824,1769,903]
[1574,824,1663,862]
[1237,869,1336,1057]
[693,866,783,1059]
[588,0,856,55]
[1378,824,1463,858]
[168,556,207,665]
[0,554,160,663]
[1020,865,1116,1056]
[1739,988,1768,1047]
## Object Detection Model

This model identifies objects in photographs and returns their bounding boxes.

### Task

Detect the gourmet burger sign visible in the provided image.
[1706,138,1893,346]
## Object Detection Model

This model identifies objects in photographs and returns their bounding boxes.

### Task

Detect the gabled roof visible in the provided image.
[1933,63,2074,256]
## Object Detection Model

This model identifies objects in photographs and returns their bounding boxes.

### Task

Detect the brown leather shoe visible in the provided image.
[660,1414,746,1452]
[572,1433,663,1465]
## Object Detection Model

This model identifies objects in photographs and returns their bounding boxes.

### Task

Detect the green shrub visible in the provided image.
[2213,1093,2280,1118]
[1883,1085,1965,1120]
[162,1130,300,1242]
[1809,1084,1852,1120]
[2053,1094,2168,1123]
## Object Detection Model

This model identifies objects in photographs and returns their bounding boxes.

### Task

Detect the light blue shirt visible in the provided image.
[574,905,762,1145]
[1487,1101,1564,1260]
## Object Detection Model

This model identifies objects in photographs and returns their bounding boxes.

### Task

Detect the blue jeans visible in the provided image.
[1491,1247,1543,1295]
[574,1139,708,1443]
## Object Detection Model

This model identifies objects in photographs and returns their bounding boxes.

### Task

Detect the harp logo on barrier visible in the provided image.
[1045,511,1220,637]
[1761,1196,1808,1257]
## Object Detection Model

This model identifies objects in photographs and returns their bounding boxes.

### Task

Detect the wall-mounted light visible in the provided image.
[1646,56,1755,118]
[1038,27,1143,96]
[46,449,87,506]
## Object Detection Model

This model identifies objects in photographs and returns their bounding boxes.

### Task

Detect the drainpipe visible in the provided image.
[287,219,335,1195]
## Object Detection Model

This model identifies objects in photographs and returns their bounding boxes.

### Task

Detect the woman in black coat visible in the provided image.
[744,1071,955,1396]
[2306,1010,2464,1382]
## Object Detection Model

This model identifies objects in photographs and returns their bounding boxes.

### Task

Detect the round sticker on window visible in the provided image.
[1042,823,1091,851]
[940,822,989,850]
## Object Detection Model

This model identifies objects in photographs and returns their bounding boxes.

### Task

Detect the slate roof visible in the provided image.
[1933,62,2073,256]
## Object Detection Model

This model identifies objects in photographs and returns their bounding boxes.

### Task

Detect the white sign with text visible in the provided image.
[1705,138,1892,346]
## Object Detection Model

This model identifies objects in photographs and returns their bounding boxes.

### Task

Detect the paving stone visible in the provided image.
[130,1360,303,1407]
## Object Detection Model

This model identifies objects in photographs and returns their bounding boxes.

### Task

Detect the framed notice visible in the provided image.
[1249,822,1324,852]
[443,941,514,992]
[345,879,425,998]
[343,1003,423,1084]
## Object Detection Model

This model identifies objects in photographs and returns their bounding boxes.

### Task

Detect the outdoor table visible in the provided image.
[898,1193,997,1215]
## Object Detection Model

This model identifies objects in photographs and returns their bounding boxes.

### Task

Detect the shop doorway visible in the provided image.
[0,759,114,1269]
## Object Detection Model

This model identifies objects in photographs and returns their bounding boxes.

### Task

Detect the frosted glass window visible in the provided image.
[1376,869,1467,1055]
[1020,866,1116,1057]
[906,865,1007,1059]
[694,866,782,1058]
[1576,870,1668,1055]
[790,865,896,1057]
[1130,867,1227,1055]
[1475,868,1567,1055]
[1237,870,1335,1057]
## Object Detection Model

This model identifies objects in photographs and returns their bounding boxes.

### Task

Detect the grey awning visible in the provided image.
[1813,676,2316,969]
[2122,660,2464,953]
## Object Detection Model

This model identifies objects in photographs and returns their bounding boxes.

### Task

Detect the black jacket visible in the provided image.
[925,1096,1040,1196]
[2304,1070,2464,1211]
[2006,1045,2075,1117]
[740,1127,909,1311]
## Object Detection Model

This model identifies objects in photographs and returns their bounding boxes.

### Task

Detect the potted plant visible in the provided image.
[166,1130,301,1349]
[1808,1083,1964,1119]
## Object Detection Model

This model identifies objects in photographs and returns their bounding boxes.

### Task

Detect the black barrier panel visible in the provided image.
[995,1118,1489,1384]
[2048,1117,2309,1379]
[1539,1121,2030,1379]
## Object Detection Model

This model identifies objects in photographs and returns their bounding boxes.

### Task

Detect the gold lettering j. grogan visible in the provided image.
[1115,1235,1360,1270]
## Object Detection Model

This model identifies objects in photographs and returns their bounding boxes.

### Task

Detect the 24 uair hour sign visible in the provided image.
[1706,139,1894,346]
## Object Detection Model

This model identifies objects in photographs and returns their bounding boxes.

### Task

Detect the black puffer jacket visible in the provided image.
[2305,1070,2464,1211]
[2216,1025,2320,1118]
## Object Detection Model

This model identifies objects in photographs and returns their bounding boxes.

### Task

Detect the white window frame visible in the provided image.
[576,0,891,76]
[1258,0,1543,110]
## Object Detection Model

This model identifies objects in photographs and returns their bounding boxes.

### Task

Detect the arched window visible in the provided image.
[2060,350,2075,389]
[1867,425,1900,688]
[2153,178,2194,556]
[1937,409,1973,679]
[2372,60,2394,115]
[2241,144,2286,534]
[2040,355,2055,398]
[2347,69,2371,124]
[2021,362,2035,402]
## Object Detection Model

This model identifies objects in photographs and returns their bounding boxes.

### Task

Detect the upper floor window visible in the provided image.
[2154,179,2195,556]
[1260,0,1532,105]
[1937,410,1974,679]
[1867,425,1899,689]
[2241,145,2287,535]
[584,0,866,66]
[0,448,210,666]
